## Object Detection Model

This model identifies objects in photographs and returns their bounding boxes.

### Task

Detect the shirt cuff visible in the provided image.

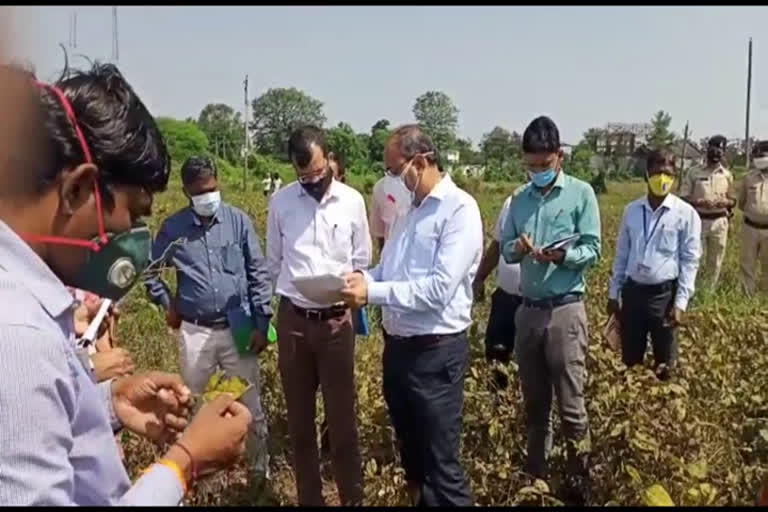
[123,463,185,505]
[99,379,123,433]
[364,271,389,306]
[561,246,578,266]
[674,295,689,312]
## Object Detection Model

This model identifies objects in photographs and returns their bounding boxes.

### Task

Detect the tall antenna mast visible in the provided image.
[73,10,77,49]
[111,6,119,63]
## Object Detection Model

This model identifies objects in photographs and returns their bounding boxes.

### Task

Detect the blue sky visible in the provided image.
[10,6,768,146]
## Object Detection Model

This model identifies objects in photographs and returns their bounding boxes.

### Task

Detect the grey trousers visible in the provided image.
[514,301,590,478]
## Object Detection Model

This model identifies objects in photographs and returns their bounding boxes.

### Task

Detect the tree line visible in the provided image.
[156,86,742,182]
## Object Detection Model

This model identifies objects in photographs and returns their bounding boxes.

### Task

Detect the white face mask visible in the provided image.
[190,190,222,217]
[755,156,768,171]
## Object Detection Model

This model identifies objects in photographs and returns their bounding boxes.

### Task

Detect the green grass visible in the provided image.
[118,176,768,506]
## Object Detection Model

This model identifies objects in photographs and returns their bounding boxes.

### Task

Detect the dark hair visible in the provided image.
[181,156,217,186]
[288,125,327,168]
[271,171,279,179]
[522,116,560,154]
[753,140,768,157]
[708,135,727,149]
[646,148,675,171]
[33,62,170,202]
[389,124,438,164]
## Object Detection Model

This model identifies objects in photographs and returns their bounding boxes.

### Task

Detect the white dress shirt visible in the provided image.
[609,193,702,310]
[494,195,521,295]
[369,175,412,241]
[267,179,372,309]
[365,175,483,337]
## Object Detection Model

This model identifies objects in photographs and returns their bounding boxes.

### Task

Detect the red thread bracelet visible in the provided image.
[173,441,197,484]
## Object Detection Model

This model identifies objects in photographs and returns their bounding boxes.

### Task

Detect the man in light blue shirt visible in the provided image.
[0,62,250,505]
[500,116,601,505]
[341,125,482,506]
[608,148,701,378]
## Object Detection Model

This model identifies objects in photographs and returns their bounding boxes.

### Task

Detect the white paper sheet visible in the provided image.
[292,274,346,304]
[541,233,580,252]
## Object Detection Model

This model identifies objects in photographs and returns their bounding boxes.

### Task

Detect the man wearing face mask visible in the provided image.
[369,169,412,253]
[739,141,768,293]
[144,155,273,489]
[266,125,370,506]
[680,135,736,287]
[608,149,701,379]
[340,124,482,507]
[500,116,601,505]
[0,63,252,505]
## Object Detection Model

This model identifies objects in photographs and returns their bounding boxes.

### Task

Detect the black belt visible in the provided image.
[182,317,229,329]
[698,211,728,221]
[746,217,768,230]
[383,330,465,350]
[290,301,348,322]
[625,278,677,295]
[522,293,582,310]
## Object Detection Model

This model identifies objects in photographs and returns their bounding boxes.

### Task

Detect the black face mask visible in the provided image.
[707,147,724,164]
[301,172,333,202]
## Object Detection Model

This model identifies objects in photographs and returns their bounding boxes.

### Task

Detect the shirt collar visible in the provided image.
[425,173,453,202]
[188,205,223,227]
[527,171,566,197]
[642,193,675,213]
[0,219,74,319]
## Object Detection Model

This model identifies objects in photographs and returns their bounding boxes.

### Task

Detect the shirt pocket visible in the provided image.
[330,222,353,263]
[408,231,439,273]
[693,177,712,198]
[221,243,243,275]
[657,227,678,255]
[713,174,730,196]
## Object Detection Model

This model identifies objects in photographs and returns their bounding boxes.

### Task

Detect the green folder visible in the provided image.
[228,308,277,356]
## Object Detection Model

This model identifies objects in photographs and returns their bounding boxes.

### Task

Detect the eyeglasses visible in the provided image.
[297,165,328,184]
[385,151,435,178]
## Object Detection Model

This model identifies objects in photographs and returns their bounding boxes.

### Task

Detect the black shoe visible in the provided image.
[562,473,591,506]
[486,344,511,364]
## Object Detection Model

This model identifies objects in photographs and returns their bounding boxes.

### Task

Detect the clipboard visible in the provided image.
[541,234,580,252]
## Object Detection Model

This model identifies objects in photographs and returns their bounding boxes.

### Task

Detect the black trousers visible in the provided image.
[382,331,473,507]
[619,279,678,368]
[484,288,522,362]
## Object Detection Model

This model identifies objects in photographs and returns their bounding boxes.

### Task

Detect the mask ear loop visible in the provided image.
[24,82,108,252]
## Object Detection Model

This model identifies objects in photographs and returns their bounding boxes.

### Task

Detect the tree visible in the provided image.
[156,117,209,164]
[326,122,367,169]
[197,103,244,164]
[648,110,675,149]
[250,87,326,158]
[480,126,517,165]
[368,119,391,165]
[455,138,482,165]
[582,128,606,152]
[412,91,459,152]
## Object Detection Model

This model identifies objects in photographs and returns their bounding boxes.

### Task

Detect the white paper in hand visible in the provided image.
[541,233,580,252]
[292,274,346,304]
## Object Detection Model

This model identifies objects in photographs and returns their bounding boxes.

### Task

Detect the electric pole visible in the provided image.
[112,6,119,63]
[677,121,689,191]
[243,74,249,191]
[745,37,753,169]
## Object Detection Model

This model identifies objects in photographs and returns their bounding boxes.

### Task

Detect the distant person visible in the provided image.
[271,172,283,196]
[369,172,411,252]
[739,141,768,293]
[145,156,273,489]
[472,187,523,389]
[500,116,601,505]
[262,174,273,197]
[329,152,347,184]
[0,62,250,505]
[340,124,481,506]
[267,125,370,506]
[608,148,701,380]
[680,135,736,287]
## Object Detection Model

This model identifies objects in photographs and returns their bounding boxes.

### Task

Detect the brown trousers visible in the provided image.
[277,297,363,506]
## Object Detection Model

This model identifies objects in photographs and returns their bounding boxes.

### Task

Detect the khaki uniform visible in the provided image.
[738,169,768,292]
[680,163,735,286]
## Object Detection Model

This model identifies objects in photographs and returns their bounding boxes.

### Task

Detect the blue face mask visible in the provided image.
[529,168,558,188]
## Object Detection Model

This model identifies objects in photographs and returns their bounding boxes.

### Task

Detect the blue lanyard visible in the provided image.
[643,207,666,248]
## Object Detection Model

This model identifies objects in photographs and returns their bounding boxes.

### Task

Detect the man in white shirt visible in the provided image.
[270,172,282,196]
[369,174,412,252]
[472,191,523,383]
[261,174,273,197]
[608,148,701,380]
[266,125,371,506]
[341,124,481,506]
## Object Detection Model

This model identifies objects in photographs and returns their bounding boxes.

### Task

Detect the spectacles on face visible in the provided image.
[385,151,435,178]
[297,164,329,184]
